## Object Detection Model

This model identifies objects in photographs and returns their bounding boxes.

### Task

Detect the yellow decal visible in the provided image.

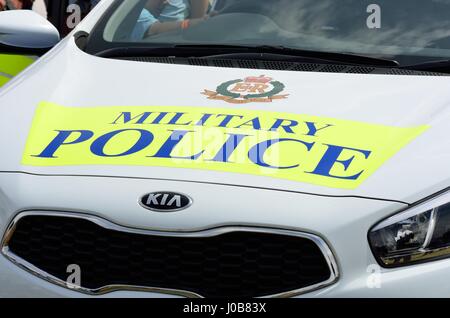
[0,54,35,87]
[22,102,429,189]
[0,75,9,87]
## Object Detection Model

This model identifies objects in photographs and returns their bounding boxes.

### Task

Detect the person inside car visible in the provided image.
[131,0,209,40]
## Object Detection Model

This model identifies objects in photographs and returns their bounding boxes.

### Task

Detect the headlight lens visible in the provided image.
[369,192,450,267]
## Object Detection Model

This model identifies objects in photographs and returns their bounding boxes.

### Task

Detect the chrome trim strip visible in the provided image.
[1,211,339,298]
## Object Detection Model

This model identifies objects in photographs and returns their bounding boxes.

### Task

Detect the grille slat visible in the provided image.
[5,214,335,298]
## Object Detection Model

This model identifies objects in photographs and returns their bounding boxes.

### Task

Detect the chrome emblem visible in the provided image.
[140,192,192,212]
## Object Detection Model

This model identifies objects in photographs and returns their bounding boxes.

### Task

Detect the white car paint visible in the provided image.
[0,0,449,297]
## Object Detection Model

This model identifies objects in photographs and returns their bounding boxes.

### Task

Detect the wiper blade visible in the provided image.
[95,46,175,57]
[95,44,264,58]
[173,44,400,67]
[96,44,399,68]
[401,59,450,73]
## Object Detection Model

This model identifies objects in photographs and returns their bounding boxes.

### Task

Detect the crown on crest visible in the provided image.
[244,75,272,84]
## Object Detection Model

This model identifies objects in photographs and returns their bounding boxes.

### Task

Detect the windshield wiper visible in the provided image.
[401,59,450,73]
[96,44,399,68]
[173,44,400,67]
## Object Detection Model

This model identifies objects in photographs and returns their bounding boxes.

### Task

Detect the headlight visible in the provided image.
[369,191,450,268]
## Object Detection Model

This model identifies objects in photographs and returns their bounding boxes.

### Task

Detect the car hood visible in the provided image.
[1,38,450,204]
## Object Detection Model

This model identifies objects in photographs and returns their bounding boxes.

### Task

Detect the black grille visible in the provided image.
[118,56,447,76]
[6,214,333,298]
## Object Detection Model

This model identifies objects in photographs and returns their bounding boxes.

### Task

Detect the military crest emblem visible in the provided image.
[202,75,289,104]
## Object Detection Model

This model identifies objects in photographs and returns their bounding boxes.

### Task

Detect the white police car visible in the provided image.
[1,0,450,297]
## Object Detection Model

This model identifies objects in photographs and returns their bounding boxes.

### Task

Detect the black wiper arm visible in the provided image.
[95,44,399,68]
[401,59,450,73]
[174,44,400,67]
[95,44,262,58]
[95,46,175,58]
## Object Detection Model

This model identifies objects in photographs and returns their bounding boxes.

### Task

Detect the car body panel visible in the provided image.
[1,0,450,298]
[0,172,406,297]
[1,173,449,298]
[1,36,450,203]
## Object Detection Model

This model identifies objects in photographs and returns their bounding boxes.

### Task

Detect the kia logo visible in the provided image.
[139,192,192,212]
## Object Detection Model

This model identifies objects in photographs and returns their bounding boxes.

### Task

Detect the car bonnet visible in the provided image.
[1,39,450,204]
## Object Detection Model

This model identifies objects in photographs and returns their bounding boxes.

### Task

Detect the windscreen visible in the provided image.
[87,0,450,64]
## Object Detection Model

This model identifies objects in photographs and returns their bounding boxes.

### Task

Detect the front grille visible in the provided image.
[3,213,337,297]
